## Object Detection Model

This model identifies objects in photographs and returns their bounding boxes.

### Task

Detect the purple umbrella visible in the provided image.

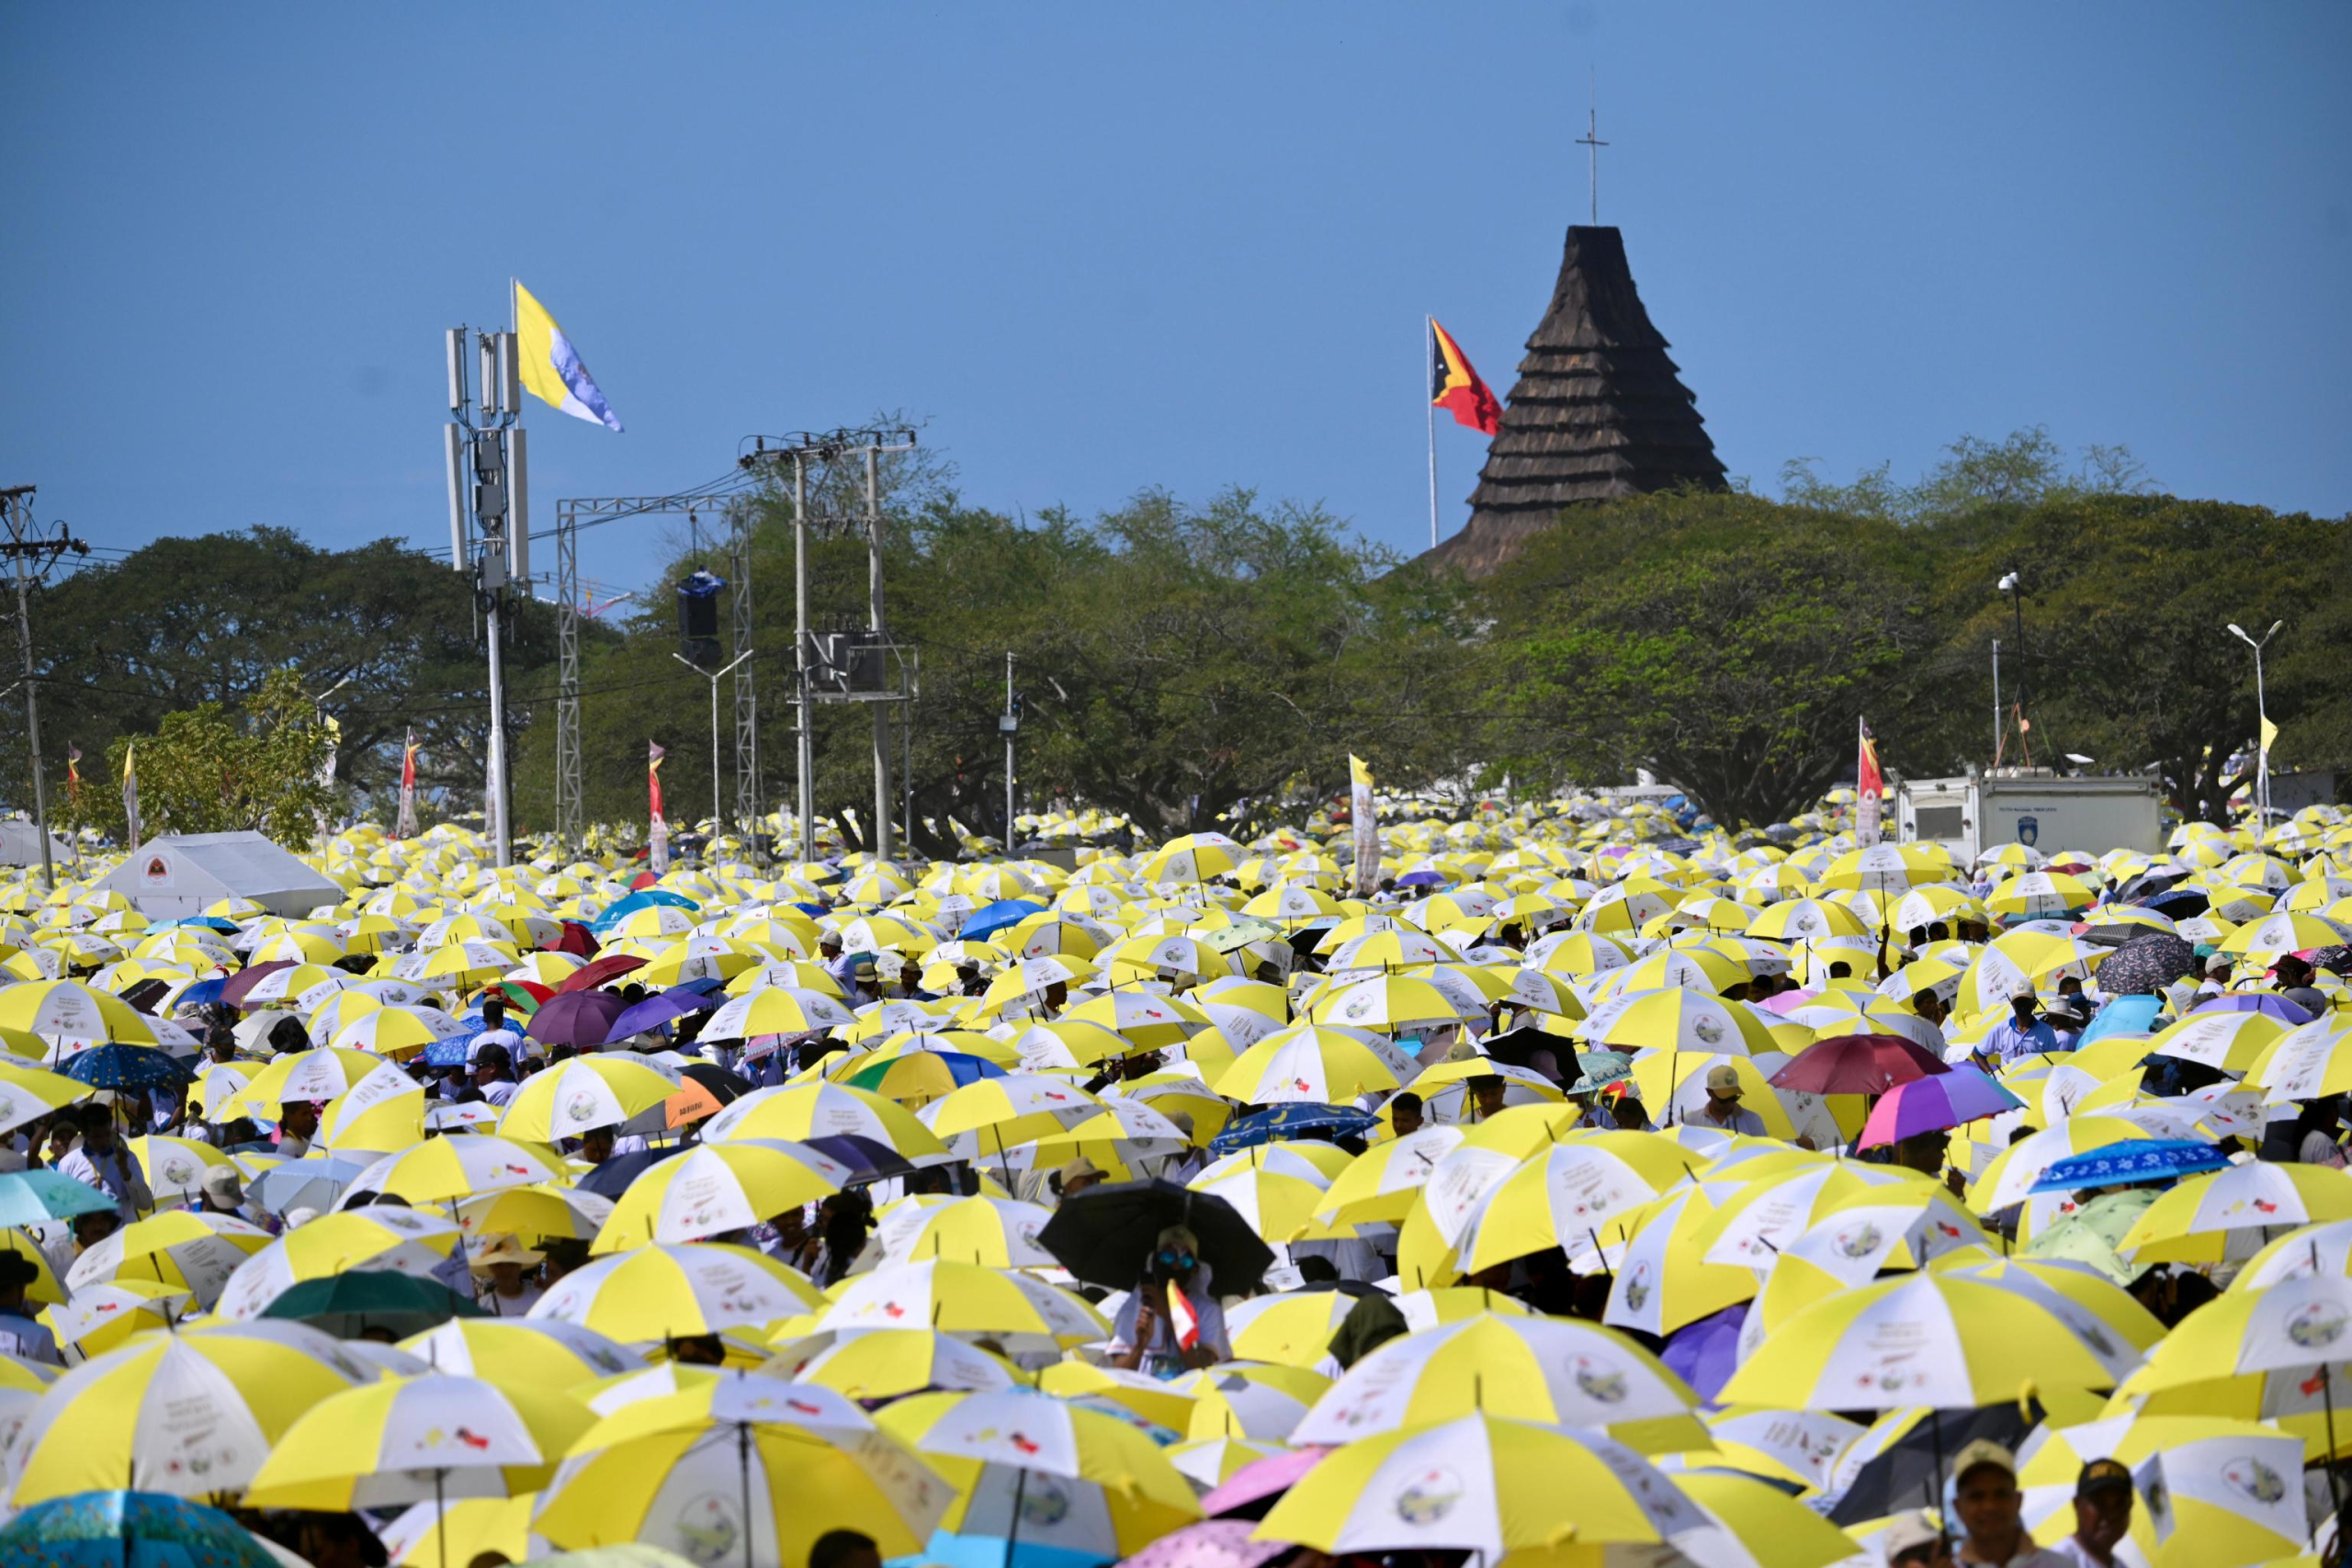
[1116,1521,1295,1568]
[2191,993,2314,1026]
[1858,1066,2022,1148]
[1661,1303,1747,1402]
[603,985,721,1043]
[525,989,629,1049]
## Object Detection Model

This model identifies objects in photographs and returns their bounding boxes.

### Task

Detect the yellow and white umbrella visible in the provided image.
[6,1320,371,1503]
[531,1242,824,1347]
[214,1208,469,1322]
[400,1316,642,1383]
[243,1371,594,1509]
[594,1139,851,1252]
[819,1259,1105,1345]
[64,1208,275,1308]
[1289,1313,1696,1444]
[498,1053,684,1143]
[1214,1024,1419,1105]
[2120,1162,2352,1264]
[344,1133,568,1205]
[700,1080,948,1157]
[1256,1413,1702,1559]
[1449,1133,1693,1276]
[2016,1415,2308,1568]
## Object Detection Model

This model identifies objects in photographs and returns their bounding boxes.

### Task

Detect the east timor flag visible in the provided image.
[1429,318,1502,435]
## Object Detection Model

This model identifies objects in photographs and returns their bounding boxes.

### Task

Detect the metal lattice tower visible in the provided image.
[548,485,752,853]
[728,499,761,863]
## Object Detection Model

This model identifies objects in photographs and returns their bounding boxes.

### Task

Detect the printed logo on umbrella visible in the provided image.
[1567,1354,1628,1404]
[2286,1301,2350,1351]
[2223,1455,2288,1504]
[1394,1464,1464,1525]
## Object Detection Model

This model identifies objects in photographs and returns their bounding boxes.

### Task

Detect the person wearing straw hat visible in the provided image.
[469,1232,547,1315]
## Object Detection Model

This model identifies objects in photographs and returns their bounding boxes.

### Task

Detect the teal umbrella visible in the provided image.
[0,1489,280,1566]
[0,1170,123,1227]
[257,1269,487,1338]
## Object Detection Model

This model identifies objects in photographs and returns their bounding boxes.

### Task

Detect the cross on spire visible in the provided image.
[1576,102,1608,227]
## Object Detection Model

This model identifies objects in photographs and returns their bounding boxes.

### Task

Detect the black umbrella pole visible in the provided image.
[1004,1465,1028,1568]
[740,1423,754,1568]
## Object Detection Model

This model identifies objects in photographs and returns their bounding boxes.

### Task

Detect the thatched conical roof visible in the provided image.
[1422,225,1724,576]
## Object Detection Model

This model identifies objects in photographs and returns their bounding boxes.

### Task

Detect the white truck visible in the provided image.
[1895,770,2166,863]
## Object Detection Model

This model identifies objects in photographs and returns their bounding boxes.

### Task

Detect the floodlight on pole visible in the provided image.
[675,649,755,838]
[2226,619,2283,827]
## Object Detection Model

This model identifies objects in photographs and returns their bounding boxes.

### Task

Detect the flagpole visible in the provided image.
[1425,319,1439,550]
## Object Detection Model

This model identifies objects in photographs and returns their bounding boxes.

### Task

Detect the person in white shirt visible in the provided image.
[0,1252,62,1366]
[470,1233,546,1316]
[470,1044,519,1108]
[54,1105,151,1223]
[2049,1459,2134,1567]
[470,998,526,1063]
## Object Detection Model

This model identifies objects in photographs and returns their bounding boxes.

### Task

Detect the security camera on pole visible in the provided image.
[442,282,623,869]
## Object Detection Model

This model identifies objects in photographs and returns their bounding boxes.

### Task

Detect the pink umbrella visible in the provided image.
[1200,1446,1327,1519]
[1116,1521,1295,1568]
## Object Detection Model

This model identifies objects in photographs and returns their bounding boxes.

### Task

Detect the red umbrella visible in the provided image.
[552,953,646,995]
[218,961,297,1010]
[548,920,601,959]
[1767,1033,1948,1096]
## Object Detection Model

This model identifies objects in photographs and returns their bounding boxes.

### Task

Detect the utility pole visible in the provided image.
[739,425,917,866]
[443,325,526,868]
[1,487,87,892]
[1002,651,1018,846]
[865,443,891,863]
[1990,639,2002,767]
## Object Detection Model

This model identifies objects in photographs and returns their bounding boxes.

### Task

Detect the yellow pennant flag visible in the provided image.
[1348,755,1377,898]
[2260,716,2279,753]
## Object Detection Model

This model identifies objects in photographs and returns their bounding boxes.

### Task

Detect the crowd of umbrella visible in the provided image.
[0,787,2346,1568]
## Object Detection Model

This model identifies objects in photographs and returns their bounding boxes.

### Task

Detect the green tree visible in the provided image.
[58,668,337,843]
[8,528,571,825]
[1476,490,1958,827]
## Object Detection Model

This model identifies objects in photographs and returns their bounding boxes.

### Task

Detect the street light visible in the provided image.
[673,650,754,841]
[2227,620,2284,826]
[1996,571,2028,762]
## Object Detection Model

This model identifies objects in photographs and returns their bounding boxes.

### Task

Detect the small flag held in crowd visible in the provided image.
[1856,718,1884,847]
[65,745,80,801]
[648,741,670,874]
[122,743,142,849]
[1350,754,1379,899]
[395,729,420,839]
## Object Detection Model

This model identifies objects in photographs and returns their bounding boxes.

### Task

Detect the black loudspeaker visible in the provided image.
[677,569,725,669]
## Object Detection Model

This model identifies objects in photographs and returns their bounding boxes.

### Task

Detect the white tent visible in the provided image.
[95,831,341,919]
[0,819,73,869]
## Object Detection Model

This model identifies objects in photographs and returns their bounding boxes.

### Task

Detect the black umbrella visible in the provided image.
[575,1144,686,1199]
[1827,1403,2039,1526]
[2093,932,2199,996]
[1038,1179,1273,1292]
[681,1061,753,1105]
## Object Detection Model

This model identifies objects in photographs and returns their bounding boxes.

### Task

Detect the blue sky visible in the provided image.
[4,5,2346,592]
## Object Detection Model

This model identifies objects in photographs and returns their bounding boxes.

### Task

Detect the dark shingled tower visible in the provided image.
[1422,225,1725,575]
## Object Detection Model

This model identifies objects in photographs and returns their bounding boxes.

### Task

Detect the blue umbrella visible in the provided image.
[2075,993,2163,1047]
[0,1169,124,1226]
[959,899,1047,942]
[1396,870,1447,888]
[592,888,701,931]
[64,1045,194,1090]
[1661,1303,1747,1403]
[1209,1102,1378,1155]
[172,976,228,1010]
[152,916,240,934]
[2029,1138,2229,1195]
[0,1489,282,1568]
[249,1155,374,1216]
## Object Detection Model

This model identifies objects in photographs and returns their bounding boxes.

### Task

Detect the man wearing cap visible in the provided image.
[1951,1439,2065,1567]
[2051,1460,2133,1567]
[1698,1065,1767,1136]
[197,1164,257,1225]
[1982,988,2060,1066]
